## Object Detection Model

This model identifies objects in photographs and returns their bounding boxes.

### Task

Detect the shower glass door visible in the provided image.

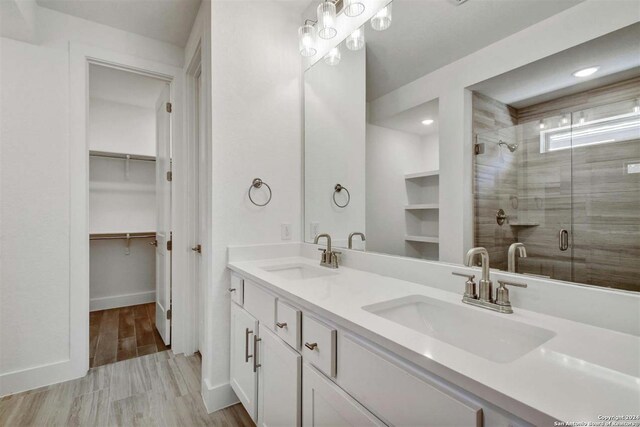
[569,99,640,291]
[474,113,573,281]
[475,98,640,291]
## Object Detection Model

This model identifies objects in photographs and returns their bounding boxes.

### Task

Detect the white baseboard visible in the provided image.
[0,359,86,397]
[90,290,155,311]
[202,379,239,414]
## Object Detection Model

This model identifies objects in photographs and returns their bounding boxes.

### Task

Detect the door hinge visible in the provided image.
[474,143,485,155]
[166,309,172,320]
[166,102,172,113]
[166,240,172,251]
[166,171,172,181]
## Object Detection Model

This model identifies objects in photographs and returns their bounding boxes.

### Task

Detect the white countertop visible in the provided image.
[228,255,640,424]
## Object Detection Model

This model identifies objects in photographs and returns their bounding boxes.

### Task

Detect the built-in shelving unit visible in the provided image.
[404,169,439,260]
[405,235,439,244]
[404,170,439,180]
[404,204,439,210]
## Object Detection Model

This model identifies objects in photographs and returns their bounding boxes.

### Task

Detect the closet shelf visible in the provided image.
[90,150,156,162]
[404,170,439,180]
[404,204,439,210]
[90,231,156,240]
[405,235,439,244]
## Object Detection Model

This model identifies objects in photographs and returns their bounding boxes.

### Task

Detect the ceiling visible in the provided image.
[470,23,640,108]
[371,98,439,136]
[89,64,167,109]
[36,0,202,47]
[365,0,584,101]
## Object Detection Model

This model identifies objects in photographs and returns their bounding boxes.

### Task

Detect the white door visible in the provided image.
[258,326,302,427]
[155,84,172,345]
[196,69,207,352]
[230,303,259,421]
[302,364,384,427]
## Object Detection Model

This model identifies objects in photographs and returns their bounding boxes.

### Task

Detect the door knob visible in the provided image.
[149,240,158,247]
[191,244,202,253]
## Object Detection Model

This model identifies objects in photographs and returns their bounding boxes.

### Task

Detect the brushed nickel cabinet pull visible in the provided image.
[276,322,287,329]
[228,288,236,292]
[253,335,262,372]
[305,342,318,351]
[245,328,253,363]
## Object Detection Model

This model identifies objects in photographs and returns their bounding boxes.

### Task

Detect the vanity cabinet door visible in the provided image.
[257,326,301,427]
[302,363,385,427]
[230,302,258,421]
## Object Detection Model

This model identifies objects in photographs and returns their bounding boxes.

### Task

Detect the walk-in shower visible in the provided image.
[474,96,640,292]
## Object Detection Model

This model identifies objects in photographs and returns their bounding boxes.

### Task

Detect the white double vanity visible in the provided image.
[227,243,639,426]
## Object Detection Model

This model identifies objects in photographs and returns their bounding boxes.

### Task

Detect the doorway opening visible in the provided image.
[88,64,173,367]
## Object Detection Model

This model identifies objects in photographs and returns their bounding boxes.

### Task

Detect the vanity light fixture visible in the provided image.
[572,66,599,78]
[539,120,545,130]
[371,3,392,31]
[317,1,338,39]
[344,0,365,17]
[421,119,434,126]
[346,27,365,51]
[298,24,318,57]
[324,46,341,66]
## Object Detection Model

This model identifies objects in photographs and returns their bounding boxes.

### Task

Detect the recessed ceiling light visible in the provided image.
[421,119,434,125]
[572,66,599,78]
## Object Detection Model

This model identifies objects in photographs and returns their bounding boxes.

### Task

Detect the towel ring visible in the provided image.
[248,178,272,207]
[333,184,350,208]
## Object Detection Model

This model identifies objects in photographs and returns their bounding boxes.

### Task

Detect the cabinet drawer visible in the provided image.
[276,300,301,350]
[302,314,336,378]
[243,280,276,329]
[230,273,244,305]
[338,334,482,427]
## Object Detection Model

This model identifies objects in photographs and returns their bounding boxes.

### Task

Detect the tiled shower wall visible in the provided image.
[473,77,640,291]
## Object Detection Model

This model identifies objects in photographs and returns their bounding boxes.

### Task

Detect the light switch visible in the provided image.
[281,223,292,240]
[310,222,320,238]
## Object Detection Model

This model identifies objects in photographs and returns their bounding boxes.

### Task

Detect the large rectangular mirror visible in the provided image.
[303,0,639,292]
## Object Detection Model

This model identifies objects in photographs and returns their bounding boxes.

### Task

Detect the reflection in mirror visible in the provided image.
[303,0,639,292]
[470,23,640,291]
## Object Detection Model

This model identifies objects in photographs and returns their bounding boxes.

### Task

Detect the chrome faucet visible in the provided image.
[314,233,340,269]
[453,247,527,314]
[348,232,365,250]
[507,242,527,273]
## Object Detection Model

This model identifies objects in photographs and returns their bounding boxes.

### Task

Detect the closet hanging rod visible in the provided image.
[89,151,156,162]
[90,232,156,240]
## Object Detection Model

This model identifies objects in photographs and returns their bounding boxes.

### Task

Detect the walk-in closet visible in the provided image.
[88,64,172,367]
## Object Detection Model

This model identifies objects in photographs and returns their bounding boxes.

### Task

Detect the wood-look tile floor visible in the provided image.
[0,351,254,427]
[91,303,168,368]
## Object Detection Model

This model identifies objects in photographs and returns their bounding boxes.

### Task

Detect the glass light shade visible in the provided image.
[371,4,392,31]
[346,27,365,51]
[317,1,337,39]
[324,47,341,66]
[344,0,365,17]
[298,24,317,57]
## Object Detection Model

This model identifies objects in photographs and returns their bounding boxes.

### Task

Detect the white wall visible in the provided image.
[304,44,366,246]
[89,98,156,156]
[0,37,71,384]
[366,0,640,264]
[202,0,302,412]
[421,133,439,171]
[0,5,182,396]
[366,124,422,256]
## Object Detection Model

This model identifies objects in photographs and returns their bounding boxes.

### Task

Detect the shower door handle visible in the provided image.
[559,229,569,251]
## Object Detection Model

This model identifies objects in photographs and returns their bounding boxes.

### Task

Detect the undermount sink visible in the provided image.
[363,295,555,363]
[262,263,337,280]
